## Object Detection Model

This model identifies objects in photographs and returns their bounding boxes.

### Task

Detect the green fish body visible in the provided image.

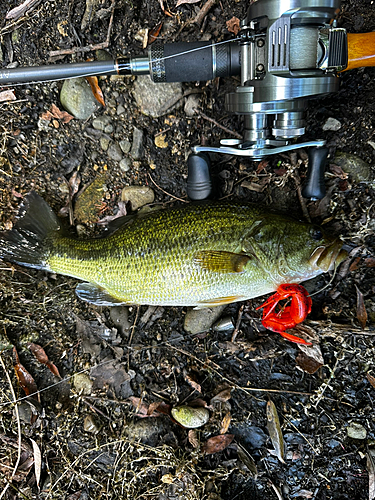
[0,192,346,307]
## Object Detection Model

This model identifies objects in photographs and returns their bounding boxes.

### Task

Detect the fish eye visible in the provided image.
[310,226,323,241]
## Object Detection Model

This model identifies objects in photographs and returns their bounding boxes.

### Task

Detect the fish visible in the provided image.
[0,191,347,308]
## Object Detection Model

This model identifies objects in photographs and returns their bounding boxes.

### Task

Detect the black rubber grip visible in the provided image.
[149,41,240,83]
[302,146,328,200]
[187,153,212,200]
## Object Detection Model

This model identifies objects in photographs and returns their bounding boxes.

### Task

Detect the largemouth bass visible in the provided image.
[0,192,347,307]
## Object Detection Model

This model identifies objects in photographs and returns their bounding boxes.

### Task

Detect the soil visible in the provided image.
[0,1,375,499]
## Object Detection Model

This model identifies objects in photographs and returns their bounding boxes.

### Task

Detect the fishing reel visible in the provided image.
[1,0,373,199]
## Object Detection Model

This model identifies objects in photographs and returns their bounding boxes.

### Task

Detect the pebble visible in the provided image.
[130,127,144,160]
[212,315,234,333]
[121,185,155,210]
[100,137,111,151]
[84,414,100,434]
[60,77,101,120]
[334,151,374,185]
[347,422,367,440]
[92,115,112,131]
[119,139,131,154]
[117,104,126,115]
[73,373,93,395]
[171,405,210,428]
[124,418,170,446]
[119,157,132,172]
[110,306,131,336]
[322,117,342,131]
[132,75,183,118]
[184,94,200,117]
[184,305,226,334]
[107,142,123,162]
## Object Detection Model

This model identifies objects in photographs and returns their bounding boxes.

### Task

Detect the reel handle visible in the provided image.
[302,146,328,200]
[186,153,212,200]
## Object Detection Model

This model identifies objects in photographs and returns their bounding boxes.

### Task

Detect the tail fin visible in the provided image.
[0,191,60,270]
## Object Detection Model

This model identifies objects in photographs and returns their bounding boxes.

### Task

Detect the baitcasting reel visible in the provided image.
[1,0,374,199]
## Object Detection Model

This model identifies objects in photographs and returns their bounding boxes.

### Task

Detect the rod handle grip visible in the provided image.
[345,32,375,71]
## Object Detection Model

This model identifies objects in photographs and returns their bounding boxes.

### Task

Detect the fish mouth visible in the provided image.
[309,238,348,272]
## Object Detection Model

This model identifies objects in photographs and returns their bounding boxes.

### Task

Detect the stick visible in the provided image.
[6,0,42,20]
[0,353,22,500]
[193,0,217,26]
[194,109,242,139]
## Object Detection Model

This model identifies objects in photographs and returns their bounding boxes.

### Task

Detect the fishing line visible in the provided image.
[0,37,242,89]
[308,262,338,298]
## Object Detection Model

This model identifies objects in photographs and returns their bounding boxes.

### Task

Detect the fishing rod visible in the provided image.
[1,0,375,200]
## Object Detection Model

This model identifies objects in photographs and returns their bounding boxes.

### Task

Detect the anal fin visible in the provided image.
[195,295,245,308]
[76,282,128,306]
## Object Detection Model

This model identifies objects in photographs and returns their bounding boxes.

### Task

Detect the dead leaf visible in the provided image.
[159,0,173,16]
[13,346,38,398]
[368,448,375,500]
[128,396,171,417]
[188,429,200,448]
[30,438,42,488]
[202,434,234,454]
[41,103,74,123]
[367,373,375,389]
[148,22,163,45]
[220,411,231,434]
[355,285,367,329]
[28,343,61,378]
[266,400,285,464]
[0,89,16,102]
[210,387,232,405]
[86,76,105,107]
[236,442,258,477]
[226,16,240,35]
[349,257,361,271]
[184,370,201,393]
[296,340,324,375]
[176,0,200,6]
[365,258,375,268]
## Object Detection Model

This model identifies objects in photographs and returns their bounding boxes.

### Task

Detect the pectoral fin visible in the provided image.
[76,282,128,306]
[194,251,250,273]
[195,295,246,308]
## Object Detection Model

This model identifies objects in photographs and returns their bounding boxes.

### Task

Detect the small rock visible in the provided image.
[110,306,131,336]
[213,316,234,333]
[119,157,132,172]
[119,139,131,154]
[124,418,170,446]
[347,422,367,440]
[104,123,114,134]
[155,133,168,148]
[184,305,226,334]
[184,94,200,117]
[171,405,210,428]
[121,185,155,210]
[334,151,374,185]
[100,137,111,151]
[117,104,126,115]
[132,76,183,118]
[73,373,93,395]
[107,142,123,162]
[130,127,144,160]
[84,414,100,434]
[92,115,112,131]
[322,117,342,131]
[60,77,101,120]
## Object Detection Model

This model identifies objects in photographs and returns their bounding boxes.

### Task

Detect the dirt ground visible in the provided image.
[0,0,375,499]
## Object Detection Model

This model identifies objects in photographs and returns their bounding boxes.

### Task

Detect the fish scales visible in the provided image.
[0,193,347,308]
[48,203,263,305]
